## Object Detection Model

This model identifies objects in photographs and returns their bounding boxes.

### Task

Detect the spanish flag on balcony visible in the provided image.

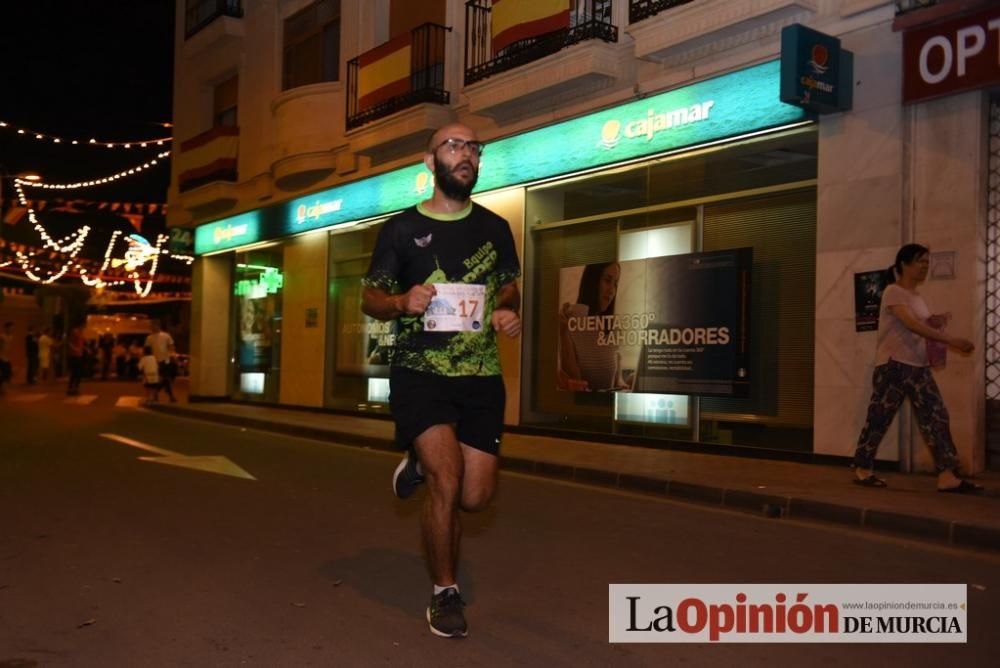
[177,126,239,192]
[492,0,570,56]
[358,32,412,112]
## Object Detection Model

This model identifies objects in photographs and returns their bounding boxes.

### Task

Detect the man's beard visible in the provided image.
[434,156,478,201]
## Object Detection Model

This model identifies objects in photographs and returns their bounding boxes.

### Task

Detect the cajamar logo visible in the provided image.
[809,44,829,74]
[598,101,715,149]
[415,171,432,195]
[213,223,248,245]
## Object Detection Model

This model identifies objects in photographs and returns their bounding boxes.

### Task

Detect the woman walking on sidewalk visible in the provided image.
[852,243,981,493]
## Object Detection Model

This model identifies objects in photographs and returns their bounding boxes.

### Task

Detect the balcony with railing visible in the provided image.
[463,0,628,120]
[346,23,451,131]
[176,126,241,216]
[465,0,617,85]
[344,23,457,163]
[626,0,817,65]
[629,0,695,24]
[895,0,939,14]
[185,0,244,39]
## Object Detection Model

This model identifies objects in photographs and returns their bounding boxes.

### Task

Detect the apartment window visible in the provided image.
[283,0,341,90]
[214,75,238,127]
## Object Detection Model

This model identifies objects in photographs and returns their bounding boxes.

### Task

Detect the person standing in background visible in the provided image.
[99,332,115,380]
[66,325,85,396]
[37,328,54,383]
[145,322,176,402]
[0,322,13,395]
[25,325,39,385]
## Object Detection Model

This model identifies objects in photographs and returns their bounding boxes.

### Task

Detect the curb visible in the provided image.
[149,403,1000,554]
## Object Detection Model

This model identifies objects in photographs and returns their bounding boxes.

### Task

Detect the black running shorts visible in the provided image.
[389,366,506,456]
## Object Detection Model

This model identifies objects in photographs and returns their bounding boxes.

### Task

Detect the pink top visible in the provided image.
[876,283,930,367]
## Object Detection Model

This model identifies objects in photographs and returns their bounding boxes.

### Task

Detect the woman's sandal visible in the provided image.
[937,479,984,494]
[853,475,888,488]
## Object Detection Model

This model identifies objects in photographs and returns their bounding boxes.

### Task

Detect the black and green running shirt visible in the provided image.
[362,202,521,377]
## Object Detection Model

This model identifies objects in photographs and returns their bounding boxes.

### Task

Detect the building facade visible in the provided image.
[170,0,996,472]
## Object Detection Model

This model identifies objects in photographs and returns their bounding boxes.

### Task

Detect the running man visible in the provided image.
[361,122,521,638]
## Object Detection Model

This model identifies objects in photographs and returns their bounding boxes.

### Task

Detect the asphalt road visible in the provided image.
[1,382,998,666]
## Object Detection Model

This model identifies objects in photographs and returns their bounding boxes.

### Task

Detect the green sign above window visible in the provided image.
[195,60,808,254]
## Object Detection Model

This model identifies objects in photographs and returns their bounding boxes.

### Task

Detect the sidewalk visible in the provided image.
[148,398,1000,554]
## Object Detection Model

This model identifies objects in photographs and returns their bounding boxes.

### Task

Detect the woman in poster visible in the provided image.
[558,261,629,391]
[852,243,980,493]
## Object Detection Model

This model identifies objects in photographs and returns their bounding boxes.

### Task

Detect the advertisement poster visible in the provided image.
[854,270,887,332]
[335,280,392,377]
[557,249,752,397]
[238,294,274,371]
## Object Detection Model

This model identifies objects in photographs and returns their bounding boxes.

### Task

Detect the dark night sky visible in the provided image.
[0,1,175,203]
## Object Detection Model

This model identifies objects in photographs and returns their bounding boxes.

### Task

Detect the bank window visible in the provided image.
[613,222,694,430]
[283,0,341,90]
[214,75,238,127]
[232,250,284,402]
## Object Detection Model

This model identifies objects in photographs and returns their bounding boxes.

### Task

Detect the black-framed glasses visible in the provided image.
[434,138,485,156]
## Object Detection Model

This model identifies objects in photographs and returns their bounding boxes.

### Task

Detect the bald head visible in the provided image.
[427,122,479,153]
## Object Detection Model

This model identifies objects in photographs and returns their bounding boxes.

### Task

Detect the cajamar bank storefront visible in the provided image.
[191,60,819,455]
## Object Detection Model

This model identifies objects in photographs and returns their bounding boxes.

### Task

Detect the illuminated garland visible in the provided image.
[15,151,171,191]
[0,118,171,148]
[14,225,91,284]
[4,177,188,296]
[12,181,91,252]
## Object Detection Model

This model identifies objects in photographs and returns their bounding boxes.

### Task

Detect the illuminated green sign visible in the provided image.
[234,266,284,297]
[195,210,262,256]
[195,60,807,254]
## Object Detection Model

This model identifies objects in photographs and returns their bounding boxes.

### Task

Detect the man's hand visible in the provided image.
[949,337,974,354]
[399,284,436,315]
[491,308,521,338]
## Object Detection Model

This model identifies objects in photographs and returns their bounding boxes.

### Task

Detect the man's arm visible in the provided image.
[362,285,437,321]
[491,280,521,338]
[493,280,520,314]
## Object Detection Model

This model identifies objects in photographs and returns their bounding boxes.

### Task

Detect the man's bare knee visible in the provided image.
[460,486,494,513]
[426,469,463,504]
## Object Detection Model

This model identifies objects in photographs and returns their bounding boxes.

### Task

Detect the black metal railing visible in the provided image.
[629,0,695,24]
[185,0,244,39]
[895,0,941,14]
[465,0,617,86]
[346,23,451,131]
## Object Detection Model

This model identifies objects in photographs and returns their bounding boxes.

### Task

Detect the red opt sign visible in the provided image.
[902,4,1000,104]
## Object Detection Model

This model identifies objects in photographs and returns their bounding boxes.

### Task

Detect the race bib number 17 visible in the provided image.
[424,283,486,332]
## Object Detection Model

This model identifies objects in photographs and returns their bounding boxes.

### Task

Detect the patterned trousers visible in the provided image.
[853,360,960,473]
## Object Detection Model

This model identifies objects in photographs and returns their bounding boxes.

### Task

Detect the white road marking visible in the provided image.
[115,396,144,408]
[64,394,98,405]
[99,433,256,480]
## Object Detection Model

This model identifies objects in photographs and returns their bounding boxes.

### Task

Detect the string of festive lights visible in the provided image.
[0,118,172,148]
[2,235,189,295]
[14,151,171,191]
[15,225,91,284]
[12,180,91,253]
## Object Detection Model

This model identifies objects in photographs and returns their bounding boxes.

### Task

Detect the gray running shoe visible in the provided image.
[392,450,424,499]
[427,588,467,638]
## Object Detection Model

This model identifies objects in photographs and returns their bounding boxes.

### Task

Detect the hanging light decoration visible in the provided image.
[0,119,171,148]
[15,151,171,191]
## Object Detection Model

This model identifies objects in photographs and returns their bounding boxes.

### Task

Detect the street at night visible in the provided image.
[1,382,998,665]
[4,0,1000,664]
